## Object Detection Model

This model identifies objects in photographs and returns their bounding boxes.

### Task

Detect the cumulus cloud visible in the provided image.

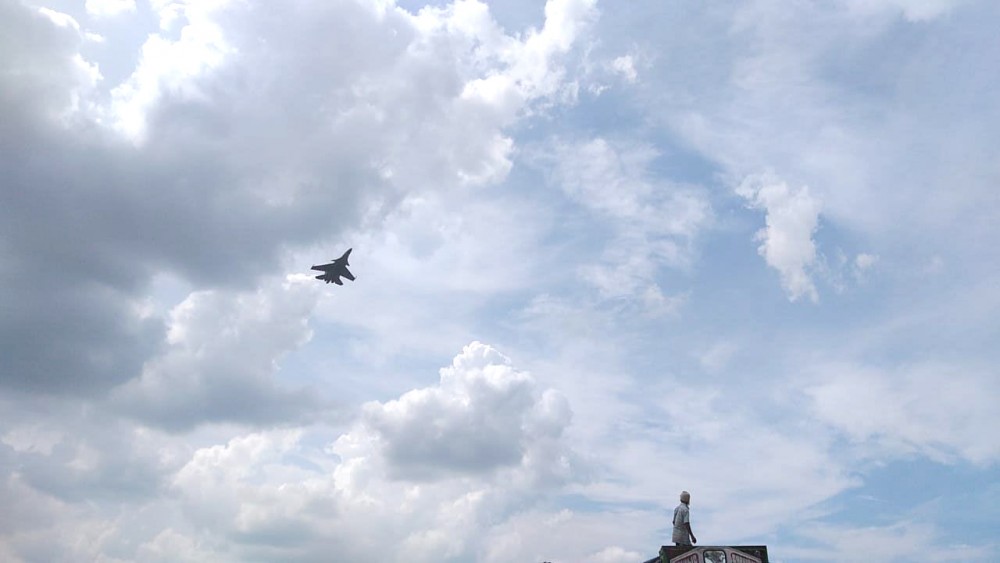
[360,341,573,480]
[111,277,325,430]
[0,4,100,123]
[10,420,185,504]
[156,342,578,562]
[738,172,822,302]
[109,0,234,140]
[452,0,598,113]
[0,342,583,562]
[0,474,114,562]
[0,2,602,555]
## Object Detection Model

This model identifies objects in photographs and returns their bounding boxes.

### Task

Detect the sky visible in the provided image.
[0,0,998,561]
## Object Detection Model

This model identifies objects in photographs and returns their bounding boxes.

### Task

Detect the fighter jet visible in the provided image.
[312,248,355,285]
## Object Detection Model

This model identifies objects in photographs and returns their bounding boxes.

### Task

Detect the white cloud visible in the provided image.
[36,7,80,30]
[611,55,638,83]
[805,362,1000,465]
[659,0,1000,259]
[109,1,234,140]
[785,520,994,562]
[479,508,655,563]
[136,528,215,562]
[359,341,573,481]
[3,0,999,560]
[569,382,858,542]
[541,137,710,308]
[85,0,137,18]
[111,277,324,430]
[841,0,967,21]
[2,0,598,393]
[1,426,62,456]
[0,474,123,562]
[853,252,878,281]
[0,7,104,122]
[738,172,822,302]
[698,340,739,373]
[854,252,877,271]
[584,545,647,563]
[305,185,555,371]
[151,342,579,562]
[454,0,597,114]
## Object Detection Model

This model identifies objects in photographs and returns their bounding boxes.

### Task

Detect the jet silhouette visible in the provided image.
[312,248,355,285]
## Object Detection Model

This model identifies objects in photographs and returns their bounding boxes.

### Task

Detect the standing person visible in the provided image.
[672,490,697,546]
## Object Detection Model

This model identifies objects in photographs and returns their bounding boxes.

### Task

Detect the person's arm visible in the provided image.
[685,522,696,545]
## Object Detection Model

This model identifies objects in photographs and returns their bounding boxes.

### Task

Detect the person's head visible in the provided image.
[680,491,691,504]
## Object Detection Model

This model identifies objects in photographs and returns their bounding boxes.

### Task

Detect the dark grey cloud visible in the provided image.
[0,2,92,126]
[0,396,184,524]
[0,278,164,395]
[15,431,170,503]
[0,1,432,398]
[1,0,563,400]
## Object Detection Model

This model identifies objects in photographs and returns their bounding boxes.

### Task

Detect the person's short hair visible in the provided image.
[680,490,690,502]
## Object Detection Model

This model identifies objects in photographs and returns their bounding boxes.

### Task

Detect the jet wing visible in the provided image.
[311,263,335,272]
[340,266,355,281]
[315,273,343,285]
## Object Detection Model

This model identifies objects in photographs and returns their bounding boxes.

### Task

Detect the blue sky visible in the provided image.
[0,0,997,561]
